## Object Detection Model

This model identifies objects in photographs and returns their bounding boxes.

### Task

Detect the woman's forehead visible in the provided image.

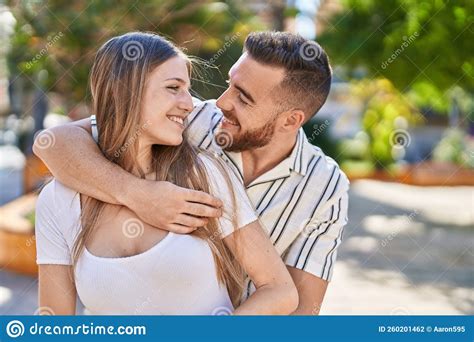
[149,56,190,83]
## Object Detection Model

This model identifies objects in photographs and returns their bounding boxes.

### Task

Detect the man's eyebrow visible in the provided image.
[234,84,256,104]
[227,70,256,104]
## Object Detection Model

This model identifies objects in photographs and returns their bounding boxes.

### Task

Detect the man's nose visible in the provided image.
[216,89,232,112]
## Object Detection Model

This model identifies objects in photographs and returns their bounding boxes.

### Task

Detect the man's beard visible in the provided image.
[215,117,277,152]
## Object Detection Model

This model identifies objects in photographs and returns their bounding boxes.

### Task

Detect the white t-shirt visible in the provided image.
[35,154,257,315]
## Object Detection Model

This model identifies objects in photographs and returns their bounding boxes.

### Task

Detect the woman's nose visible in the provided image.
[179,90,193,114]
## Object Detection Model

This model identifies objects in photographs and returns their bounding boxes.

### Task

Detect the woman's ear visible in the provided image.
[279,109,306,132]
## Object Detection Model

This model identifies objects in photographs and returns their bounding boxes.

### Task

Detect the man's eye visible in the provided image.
[238,94,249,106]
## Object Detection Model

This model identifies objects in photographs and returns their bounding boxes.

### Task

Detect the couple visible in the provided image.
[34,30,349,315]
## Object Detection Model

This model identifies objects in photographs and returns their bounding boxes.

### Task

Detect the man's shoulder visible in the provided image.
[187,98,223,148]
[189,98,222,123]
[306,142,350,192]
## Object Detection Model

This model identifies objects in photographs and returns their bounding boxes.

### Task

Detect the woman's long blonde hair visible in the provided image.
[72,32,244,306]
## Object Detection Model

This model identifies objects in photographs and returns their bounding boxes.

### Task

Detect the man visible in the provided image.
[34,31,349,314]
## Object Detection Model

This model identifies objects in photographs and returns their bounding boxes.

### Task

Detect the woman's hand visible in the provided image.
[223,221,299,315]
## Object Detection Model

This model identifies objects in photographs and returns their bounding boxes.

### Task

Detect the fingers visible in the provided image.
[184,202,222,218]
[185,189,223,208]
[175,214,208,228]
[167,223,198,234]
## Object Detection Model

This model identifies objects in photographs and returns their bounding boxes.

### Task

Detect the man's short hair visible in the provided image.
[244,31,332,121]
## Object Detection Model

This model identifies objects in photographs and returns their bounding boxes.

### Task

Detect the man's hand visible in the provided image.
[124,179,223,233]
[33,120,223,234]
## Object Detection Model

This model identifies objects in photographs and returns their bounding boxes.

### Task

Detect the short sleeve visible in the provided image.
[199,154,258,238]
[35,181,73,265]
[283,191,349,281]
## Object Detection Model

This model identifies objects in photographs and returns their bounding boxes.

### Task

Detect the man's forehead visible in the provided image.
[229,54,285,91]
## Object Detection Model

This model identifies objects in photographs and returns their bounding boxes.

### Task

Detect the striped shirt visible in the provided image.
[187,99,350,299]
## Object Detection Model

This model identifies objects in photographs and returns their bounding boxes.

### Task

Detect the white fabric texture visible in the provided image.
[35,155,257,315]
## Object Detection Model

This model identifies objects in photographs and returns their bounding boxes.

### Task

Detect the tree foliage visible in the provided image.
[319,0,473,113]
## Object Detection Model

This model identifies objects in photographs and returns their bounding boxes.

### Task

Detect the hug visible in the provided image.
[34,30,349,315]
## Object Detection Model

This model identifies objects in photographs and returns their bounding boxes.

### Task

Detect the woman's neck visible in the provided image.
[135,143,155,180]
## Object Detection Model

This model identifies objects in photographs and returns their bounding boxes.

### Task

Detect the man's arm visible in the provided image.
[33,119,223,233]
[288,267,328,315]
[283,190,349,315]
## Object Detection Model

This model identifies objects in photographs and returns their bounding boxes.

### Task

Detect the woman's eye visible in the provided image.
[167,86,180,92]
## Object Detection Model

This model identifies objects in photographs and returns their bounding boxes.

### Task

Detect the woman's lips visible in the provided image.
[167,115,185,129]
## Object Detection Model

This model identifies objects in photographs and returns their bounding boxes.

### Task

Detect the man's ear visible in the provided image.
[279,109,306,132]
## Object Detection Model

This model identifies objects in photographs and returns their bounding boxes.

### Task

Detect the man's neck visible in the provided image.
[240,133,297,186]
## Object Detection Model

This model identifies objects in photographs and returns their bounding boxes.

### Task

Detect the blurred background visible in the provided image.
[0,0,472,315]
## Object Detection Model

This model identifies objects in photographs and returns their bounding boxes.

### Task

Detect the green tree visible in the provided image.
[319,0,473,114]
[7,0,258,109]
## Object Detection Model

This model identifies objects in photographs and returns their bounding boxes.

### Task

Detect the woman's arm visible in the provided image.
[38,265,76,315]
[200,155,298,315]
[223,221,299,315]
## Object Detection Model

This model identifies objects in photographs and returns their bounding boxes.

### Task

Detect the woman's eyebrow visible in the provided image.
[165,77,187,83]
[164,77,191,89]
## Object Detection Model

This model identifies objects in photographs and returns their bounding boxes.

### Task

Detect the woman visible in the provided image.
[35,32,298,315]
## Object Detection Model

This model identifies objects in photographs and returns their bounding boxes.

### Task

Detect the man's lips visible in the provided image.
[222,116,239,126]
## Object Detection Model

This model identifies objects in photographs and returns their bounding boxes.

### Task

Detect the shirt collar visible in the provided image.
[221,128,315,187]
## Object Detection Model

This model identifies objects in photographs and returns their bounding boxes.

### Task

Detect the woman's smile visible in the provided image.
[167,115,185,129]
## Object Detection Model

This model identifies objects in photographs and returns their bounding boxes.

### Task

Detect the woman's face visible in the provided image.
[140,55,193,146]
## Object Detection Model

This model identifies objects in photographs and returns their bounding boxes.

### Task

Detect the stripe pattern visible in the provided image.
[184,100,349,299]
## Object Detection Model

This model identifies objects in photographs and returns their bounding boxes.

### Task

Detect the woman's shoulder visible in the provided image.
[38,179,78,205]
[197,152,235,185]
[37,179,81,225]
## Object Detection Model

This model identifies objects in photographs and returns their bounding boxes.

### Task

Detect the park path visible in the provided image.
[322,180,473,315]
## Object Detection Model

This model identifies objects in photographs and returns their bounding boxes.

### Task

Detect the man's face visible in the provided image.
[215,53,286,152]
